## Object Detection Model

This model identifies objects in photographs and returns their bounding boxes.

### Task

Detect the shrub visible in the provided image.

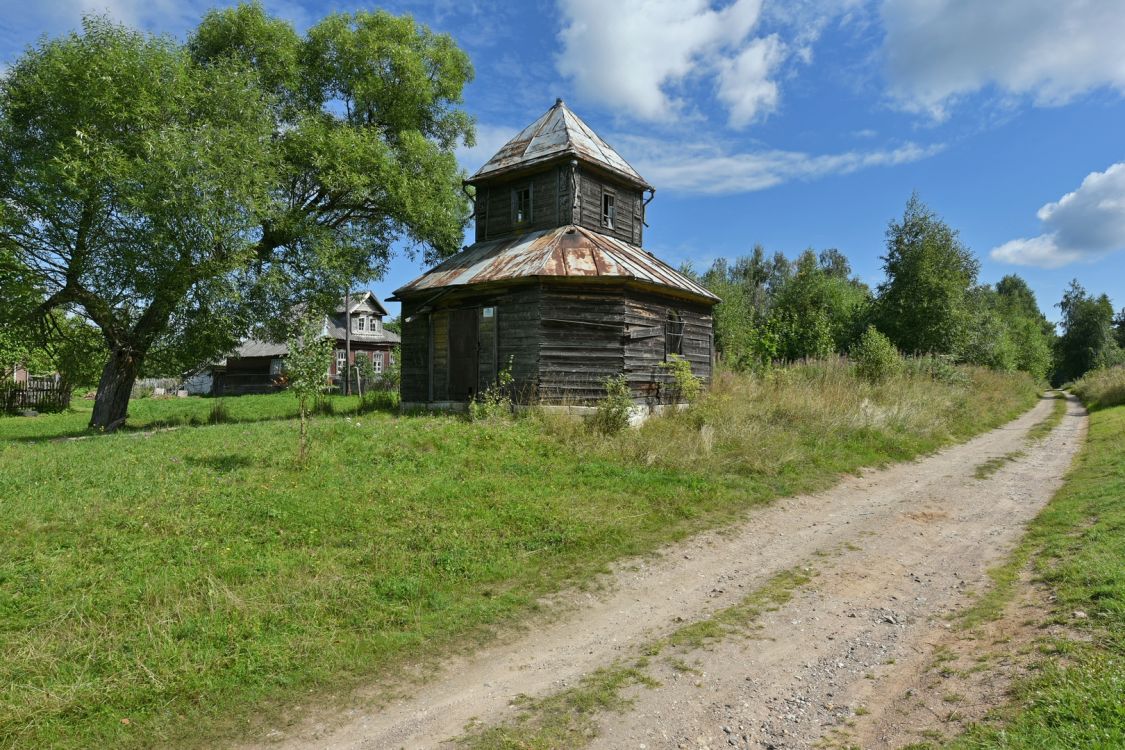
[852,326,901,382]
[661,354,703,403]
[591,374,633,434]
[356,354,378,398]
[468,357,514,422]
[382,346,401,391]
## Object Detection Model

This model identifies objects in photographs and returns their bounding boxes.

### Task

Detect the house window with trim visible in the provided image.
[373,352,384,374]
[602,192,616,229]
[512,185,531,224]
[353,316,366,333]
[335,349,347,374]
[371,317,382,333]
[665,310,684,358]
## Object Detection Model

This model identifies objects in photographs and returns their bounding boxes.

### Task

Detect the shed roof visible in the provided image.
[392,225,719,304]
[470,99,651,189]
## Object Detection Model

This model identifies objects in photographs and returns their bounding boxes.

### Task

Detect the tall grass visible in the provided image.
[1068,365,1125,411]
[538,357,1037,481]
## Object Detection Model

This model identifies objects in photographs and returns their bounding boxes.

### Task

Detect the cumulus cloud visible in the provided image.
[555,0,787,127]
[618,135,943,194]
[994,164,1125,269]
[882,0,1125,116]
[716,34,786,128]
[991,163,1125,268]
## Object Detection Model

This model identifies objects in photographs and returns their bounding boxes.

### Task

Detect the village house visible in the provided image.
[390,99,719,410]
[186,292,400,396]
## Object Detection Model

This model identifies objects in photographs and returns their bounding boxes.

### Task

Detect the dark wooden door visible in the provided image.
[448,308,479,401]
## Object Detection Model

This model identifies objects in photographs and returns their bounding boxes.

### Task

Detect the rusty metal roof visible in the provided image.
[470,99,651,189]
[393,225,719,303]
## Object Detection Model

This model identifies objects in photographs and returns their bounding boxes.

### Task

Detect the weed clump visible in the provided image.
[852,326,901,383]
[207,399,230,425]
[469,358,514,422]
[661,354,703,403]
[591,374,633,434]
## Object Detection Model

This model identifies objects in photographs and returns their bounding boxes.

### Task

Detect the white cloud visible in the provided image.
[716,34,786,128]
[991,163,1125,268]
[618,135,942,194]
[27,0,211,33]
[882,0,1125,117]
[460,120,942,195]
[555,0,787,127]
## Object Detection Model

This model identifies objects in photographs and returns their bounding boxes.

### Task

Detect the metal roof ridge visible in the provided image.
[470,101,650,188]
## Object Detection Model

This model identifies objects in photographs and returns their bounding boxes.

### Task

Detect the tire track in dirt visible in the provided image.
[247,394,1084,750]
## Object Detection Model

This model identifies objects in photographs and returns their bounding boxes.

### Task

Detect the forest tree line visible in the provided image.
[688,196,1125,385]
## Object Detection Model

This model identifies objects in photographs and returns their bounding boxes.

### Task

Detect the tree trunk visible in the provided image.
[298,403,308,463]
[90,347,141,431]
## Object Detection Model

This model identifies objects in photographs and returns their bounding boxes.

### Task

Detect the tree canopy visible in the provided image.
[0,4,474,429]
[875,194,979,356]
[691,195,1064,382]
[1054,280,1122,383]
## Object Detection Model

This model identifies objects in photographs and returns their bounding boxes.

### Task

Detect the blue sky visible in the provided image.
[4,0,1125,321]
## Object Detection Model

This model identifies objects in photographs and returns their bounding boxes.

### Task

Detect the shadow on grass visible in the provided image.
[2,393,401,444]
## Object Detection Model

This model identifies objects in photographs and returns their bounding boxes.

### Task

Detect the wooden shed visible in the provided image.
[390,99,719,409]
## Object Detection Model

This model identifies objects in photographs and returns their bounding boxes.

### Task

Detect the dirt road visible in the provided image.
[251,393,1086,750]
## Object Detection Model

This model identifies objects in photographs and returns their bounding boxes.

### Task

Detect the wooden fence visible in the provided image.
[2,380,71,414]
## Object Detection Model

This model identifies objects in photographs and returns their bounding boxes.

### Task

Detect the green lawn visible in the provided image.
[949,402,1125,749]
[0,365,1037,749]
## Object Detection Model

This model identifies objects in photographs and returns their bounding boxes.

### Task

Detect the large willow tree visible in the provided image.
[0,3,474,429]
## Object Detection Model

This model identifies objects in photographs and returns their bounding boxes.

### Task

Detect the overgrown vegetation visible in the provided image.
[468,357,514,421]
[545,358,1036,481]
[590,374,633,434]
[949,400,1125,748]
[661,354,703,403]
[1068,365,1125,411]
[0,362,1035,749]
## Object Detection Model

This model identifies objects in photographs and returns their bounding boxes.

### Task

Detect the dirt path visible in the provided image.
[249,394,1086,750]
